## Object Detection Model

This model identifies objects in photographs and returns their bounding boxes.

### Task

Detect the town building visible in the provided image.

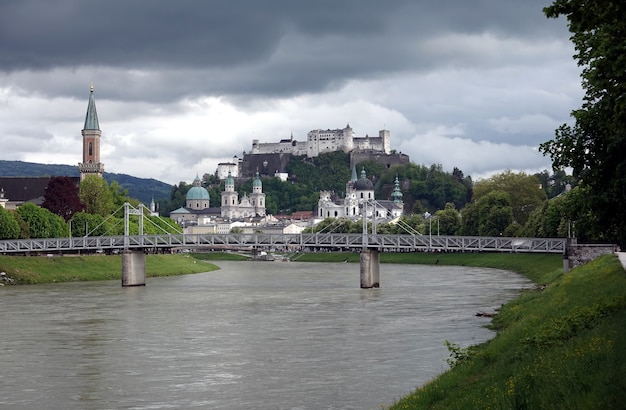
[317,167,404,221]
[169,172,267,230]
[0,176,80,210]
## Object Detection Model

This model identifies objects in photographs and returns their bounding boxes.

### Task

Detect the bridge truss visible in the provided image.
[0,233,566,254]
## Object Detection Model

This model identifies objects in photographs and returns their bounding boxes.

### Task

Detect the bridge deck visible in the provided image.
[0,233,566,254]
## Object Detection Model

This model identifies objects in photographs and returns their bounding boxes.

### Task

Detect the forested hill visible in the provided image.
[161,152,475,216]
[0,160,172,204]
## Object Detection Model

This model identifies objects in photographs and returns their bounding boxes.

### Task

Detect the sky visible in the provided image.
[0,0,581,186]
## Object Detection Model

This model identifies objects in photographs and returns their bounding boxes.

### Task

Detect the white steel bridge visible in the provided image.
[0,233,567,255]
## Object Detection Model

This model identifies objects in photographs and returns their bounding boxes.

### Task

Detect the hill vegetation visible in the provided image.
[159,152,475,217]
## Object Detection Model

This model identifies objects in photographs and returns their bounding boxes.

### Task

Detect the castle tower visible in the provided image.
[78,84,105,180]
[221,171,238,219]
[379,129,391,154]
[250,171,266,216]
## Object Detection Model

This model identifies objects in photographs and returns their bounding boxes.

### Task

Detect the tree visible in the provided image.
[69,212,108,237]
[0,207,20,239]
[80,176,115,217]
[477,191,513,237]
[434,203,461,235]
[41,176,83,221]
[14,203,68,238]
[461,191,513,236]
[109,180,138,209]
[473,170,546,226]
[541,1,626,246]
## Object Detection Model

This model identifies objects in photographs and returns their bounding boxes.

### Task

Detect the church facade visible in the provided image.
[317,167,404,221]
[169,172,266,228]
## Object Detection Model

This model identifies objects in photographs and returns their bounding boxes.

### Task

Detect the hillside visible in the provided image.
[0,160,172,204]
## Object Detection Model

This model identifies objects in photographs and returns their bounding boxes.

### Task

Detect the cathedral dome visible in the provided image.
[353,168,374,191]
[187,186,210,201]
[187,174,210,201]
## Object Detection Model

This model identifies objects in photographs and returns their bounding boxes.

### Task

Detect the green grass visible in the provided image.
[388,254,626,409]
[294,252,563,283]
[0,254,218,284]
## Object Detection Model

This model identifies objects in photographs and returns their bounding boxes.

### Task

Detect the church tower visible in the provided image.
[221,171,238,219]
[78,84,105,180]
[250,171,266,216]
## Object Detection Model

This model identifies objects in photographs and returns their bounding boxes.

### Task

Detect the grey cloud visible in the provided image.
[0,0,568,102]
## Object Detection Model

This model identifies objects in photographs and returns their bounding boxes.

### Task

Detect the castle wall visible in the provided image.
[246,126,396,160]
[350,151,410,170]
[241,153,292,178]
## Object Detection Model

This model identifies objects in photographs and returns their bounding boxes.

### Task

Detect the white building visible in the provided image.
[169,172,268,230]
[221,171,266,219]
[317,167,404,220]
[216,157,241,179]
[250,124,391,158]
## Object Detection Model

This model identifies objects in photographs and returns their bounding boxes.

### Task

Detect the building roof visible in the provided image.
[83,84,100,131]
[353,168,374,191]
[170,207,190,215]
[0,176,80,205]
[187,174,210,200]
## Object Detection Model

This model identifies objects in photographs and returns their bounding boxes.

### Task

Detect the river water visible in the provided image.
[0,261,532,409]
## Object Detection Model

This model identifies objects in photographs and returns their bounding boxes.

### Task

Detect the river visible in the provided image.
[0,261,532,409]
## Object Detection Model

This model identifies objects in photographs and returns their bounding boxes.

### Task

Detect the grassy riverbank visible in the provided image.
[0,254,218,284]
[382,253,626,409]
[295,251,626,408]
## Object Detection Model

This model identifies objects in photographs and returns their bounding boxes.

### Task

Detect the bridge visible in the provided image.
[0,232,566,255]
[0,202,567,288]
[0,232,566,287]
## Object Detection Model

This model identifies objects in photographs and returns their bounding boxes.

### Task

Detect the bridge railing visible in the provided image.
[0,233,566,254]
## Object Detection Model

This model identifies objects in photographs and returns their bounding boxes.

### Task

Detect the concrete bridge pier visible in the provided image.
[360,248,380,288]
[122,250,146,287]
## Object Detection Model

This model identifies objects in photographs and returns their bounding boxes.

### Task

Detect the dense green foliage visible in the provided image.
[472,170,546,226]
[0,207,20,239]
[79,175,115,216]
[389,254,626,409]
[540,1,626,247]
[14,203,67,238]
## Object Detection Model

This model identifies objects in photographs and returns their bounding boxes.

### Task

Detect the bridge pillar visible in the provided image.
[122,250,146,287]
[360,248,380,288]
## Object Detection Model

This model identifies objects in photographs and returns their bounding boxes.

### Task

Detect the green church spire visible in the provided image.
[83,82,100,131]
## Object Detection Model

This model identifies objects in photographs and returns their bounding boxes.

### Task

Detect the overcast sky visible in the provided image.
[0,0,579,186]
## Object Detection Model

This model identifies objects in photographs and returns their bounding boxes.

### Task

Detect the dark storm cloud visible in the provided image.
[0,0,400,69]
[0,0,566,102]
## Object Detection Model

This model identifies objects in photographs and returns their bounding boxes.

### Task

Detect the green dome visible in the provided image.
[226,171,235,186]
[187,186,210,201]
[187,174,210,201]
[253,171,262,188]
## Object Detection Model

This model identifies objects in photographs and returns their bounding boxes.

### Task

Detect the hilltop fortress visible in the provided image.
[219,124,410,179]
[251,123,390,157]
